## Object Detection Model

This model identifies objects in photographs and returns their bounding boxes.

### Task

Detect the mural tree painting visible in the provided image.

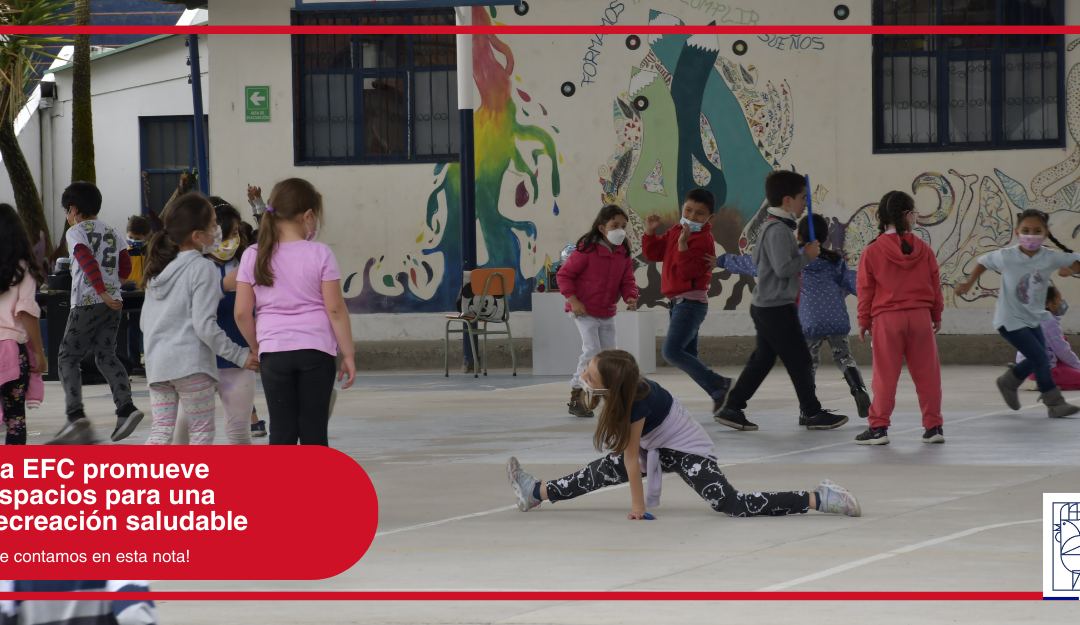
[600,10,790,309]
[345,6,560,313]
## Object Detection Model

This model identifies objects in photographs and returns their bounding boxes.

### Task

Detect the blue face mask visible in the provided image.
[680,217,703,233]
[1056,300,1069,317]
[127,239,145,249]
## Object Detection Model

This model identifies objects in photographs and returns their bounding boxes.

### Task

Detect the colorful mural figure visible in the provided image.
[599,10,791,308]
[345,6,560,313]
[836,40,1080,307]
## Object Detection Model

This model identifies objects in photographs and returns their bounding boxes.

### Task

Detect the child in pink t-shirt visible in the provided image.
[235,178,355,446]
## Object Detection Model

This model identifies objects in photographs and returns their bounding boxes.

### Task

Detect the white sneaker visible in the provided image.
[506,457,541,512]
[1019,378,1039,391]
[814,479,861,517]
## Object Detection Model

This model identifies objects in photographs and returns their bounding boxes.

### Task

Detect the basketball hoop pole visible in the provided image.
[457,6,476,276]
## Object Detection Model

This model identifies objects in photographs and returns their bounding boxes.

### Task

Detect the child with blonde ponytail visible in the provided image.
[234,178,355,446]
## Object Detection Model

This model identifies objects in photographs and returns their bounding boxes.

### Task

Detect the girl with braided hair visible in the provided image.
[854,191,944,445]
[956,209,1080,417]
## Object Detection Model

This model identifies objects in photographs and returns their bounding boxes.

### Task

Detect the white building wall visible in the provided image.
[210,0,1080,340]
[48,33,209,235]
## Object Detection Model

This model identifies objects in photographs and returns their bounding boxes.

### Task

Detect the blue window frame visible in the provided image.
[139,115,208,229]
[291,8,460,165]
[872,0,1066,153]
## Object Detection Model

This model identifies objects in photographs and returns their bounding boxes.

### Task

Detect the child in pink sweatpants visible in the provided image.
[854,191,945,446]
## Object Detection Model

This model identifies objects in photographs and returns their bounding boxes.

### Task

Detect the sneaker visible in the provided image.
[111,403,144,442]
[329,388,338,420]
[922,426,945,443]
[710,376,733,416]
[49,415,95,445]
[814,479,862,517]
[1019,377,1039,391]
[506,457,541,512]
[568,388,594,418]
[251,420,268,437]
[854,426,889,445]
[805,409,849,430]
[713,407,759,431]
[798,411,807,426]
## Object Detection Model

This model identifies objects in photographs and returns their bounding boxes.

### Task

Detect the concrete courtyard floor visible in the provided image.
[22,365,1080,623]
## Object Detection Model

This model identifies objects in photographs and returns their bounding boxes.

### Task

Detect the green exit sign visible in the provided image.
[245,86,270,122]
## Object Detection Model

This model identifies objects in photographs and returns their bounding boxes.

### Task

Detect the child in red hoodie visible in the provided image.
[855,191,945,445]
[641,189,731,413]
[557,204,640,417]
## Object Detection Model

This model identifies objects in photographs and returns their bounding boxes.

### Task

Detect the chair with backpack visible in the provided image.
[444,268,517,378]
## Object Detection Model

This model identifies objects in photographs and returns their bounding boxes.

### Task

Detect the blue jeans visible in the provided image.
[662,300,722,396]
[999,325,1055,393]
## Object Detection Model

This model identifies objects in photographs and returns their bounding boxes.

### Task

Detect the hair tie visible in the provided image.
[264,205,275,212]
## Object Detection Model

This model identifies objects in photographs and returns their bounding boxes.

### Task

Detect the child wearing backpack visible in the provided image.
[558,204,639,417]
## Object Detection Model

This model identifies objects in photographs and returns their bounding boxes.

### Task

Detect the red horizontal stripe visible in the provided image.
[0,591,1046,601]
[0,25,1074,35]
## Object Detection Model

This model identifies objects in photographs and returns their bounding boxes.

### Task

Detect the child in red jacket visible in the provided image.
[641,189,731,412]
[558,205,640,417]
[855,191,945,446]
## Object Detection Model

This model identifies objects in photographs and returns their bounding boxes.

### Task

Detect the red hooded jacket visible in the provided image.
[557,242,639,318]
[641,222,715,299]
[856,232,944,329]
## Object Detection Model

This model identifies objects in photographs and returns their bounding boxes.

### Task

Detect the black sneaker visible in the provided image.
[112,403,144,442]
[713,407,759,431]
[49,412,94,445]
[710,376,733,416]
[854,426,890,445]
[798,411,807,426]
[921,426,945,444]
[805,409,849,430]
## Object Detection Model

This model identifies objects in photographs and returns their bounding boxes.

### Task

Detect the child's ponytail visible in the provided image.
[797,213,842,263]
[254,178,324,287]
[593,349,651,454]
[140,193,214,288]
[876,190,915,255]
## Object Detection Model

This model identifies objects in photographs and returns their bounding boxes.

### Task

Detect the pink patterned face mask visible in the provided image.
[1018,234,1044,251]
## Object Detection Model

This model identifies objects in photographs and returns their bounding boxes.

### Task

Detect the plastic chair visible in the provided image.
[445,268,517,378]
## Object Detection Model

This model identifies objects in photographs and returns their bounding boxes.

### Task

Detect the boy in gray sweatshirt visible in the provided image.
[714,171,849,431]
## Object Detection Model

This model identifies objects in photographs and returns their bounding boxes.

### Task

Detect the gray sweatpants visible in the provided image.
[571,315,617,389]
[806,334,859,378]
[58,303,132,417]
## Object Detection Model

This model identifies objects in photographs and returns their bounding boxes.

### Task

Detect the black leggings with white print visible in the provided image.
[544,449,811,517]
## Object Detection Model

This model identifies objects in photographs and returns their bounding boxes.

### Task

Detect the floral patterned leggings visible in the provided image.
[1,343,29,445]
[147,373,217,445]
[544,450,811,517]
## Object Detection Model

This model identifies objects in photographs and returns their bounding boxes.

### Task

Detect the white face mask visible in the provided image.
[680,217,703,233]
[605,228,626,246]
[200,225,222,255]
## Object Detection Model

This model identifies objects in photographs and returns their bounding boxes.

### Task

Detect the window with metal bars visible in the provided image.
[292,9,460,165]
[872,0,1065,153]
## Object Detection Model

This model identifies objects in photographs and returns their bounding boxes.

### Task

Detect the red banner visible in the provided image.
[0,447,377,580]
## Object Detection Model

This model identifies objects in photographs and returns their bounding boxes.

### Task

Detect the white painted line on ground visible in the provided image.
[759,518,1040,591]
[374,405,1036,537]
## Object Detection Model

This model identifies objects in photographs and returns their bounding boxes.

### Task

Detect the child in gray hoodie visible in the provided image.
[714,171,849,432]
[140,194,259,445]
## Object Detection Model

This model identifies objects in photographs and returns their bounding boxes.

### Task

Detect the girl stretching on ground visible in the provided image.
[507,349,861,519]
[956,208,1080,417]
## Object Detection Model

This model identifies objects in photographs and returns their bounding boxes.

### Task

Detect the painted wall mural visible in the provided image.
[345,6,560,313]
[599,9,791,309]
[836,38,1080,307]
